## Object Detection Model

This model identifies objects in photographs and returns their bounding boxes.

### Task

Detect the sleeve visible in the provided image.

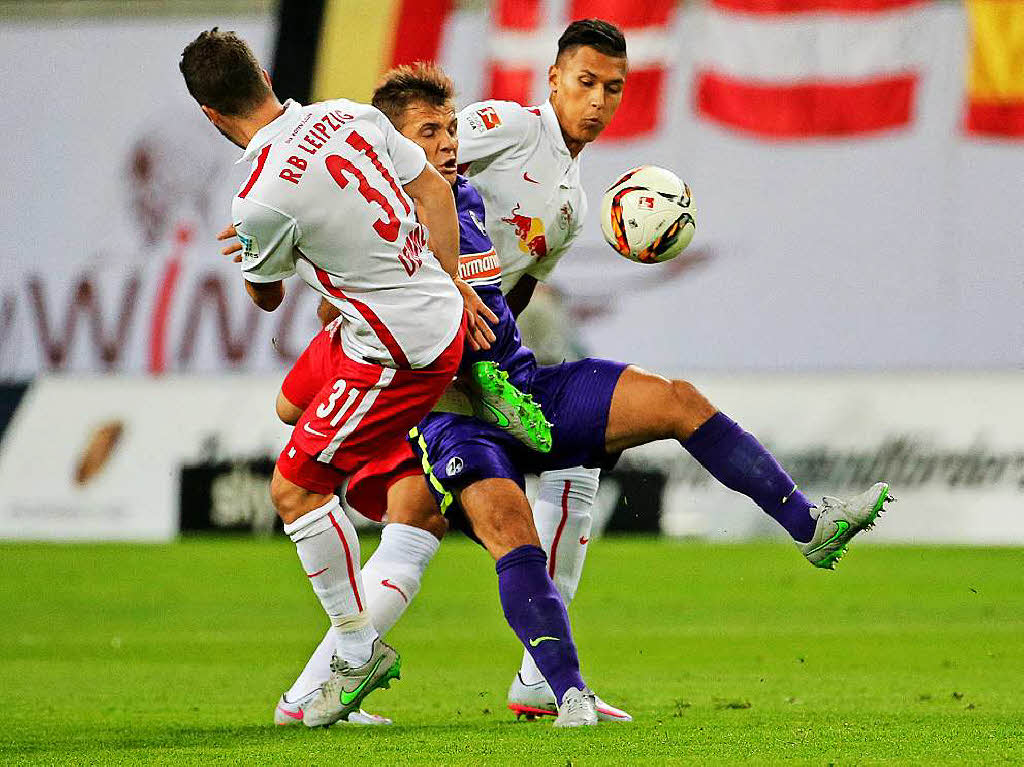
[457,100,536,166]
[233,197,299,283]
[370,106,428,185]
[525,193,587,283]
[525,248,566,283]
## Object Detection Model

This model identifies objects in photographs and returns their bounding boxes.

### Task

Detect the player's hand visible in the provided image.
[455,278,497,352]
[217,224,242,263]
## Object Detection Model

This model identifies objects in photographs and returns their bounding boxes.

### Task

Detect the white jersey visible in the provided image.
[234,99,463,369]
[457,100,586,295]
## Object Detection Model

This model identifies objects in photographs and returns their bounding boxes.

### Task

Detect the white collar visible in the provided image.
[237,99,303,164]
[539,100,572,159]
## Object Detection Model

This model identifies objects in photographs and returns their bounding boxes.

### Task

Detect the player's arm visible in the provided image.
[245,280,283,312]
[402,163,459,278]
[234,198,299,313]
[505,274,538,318]
[377,107,494,348]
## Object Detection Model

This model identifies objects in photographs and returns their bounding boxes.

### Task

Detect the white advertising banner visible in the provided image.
[618,371,1024,544]
[1,371,1020,543]
[1,5,1021,381]
[0,375,287,541]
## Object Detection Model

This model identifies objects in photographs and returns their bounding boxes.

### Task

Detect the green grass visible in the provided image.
[1,537,1021,765]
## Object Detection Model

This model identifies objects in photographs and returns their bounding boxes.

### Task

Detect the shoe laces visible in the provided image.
[559,687,594,717]
[820,496,843,512]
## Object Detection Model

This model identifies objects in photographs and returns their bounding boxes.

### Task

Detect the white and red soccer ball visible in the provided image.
[600,165,696,264]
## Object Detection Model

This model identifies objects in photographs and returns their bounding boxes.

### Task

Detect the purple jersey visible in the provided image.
[454,176,536,382]
[407,178,627,520]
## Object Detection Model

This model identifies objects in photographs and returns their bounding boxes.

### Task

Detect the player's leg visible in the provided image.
[276,391,303,425]
[361,474,446,635]
[278,473,444,725]
[508,466,630,722]
[276,326,336,426]
[604,366,892,567]
[275,334,462,728]
[269,466,399,728]
[513,468,595,693]
[457,478,595,726]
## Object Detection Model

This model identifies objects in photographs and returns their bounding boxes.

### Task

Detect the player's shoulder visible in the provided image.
[314,98,390,130]
[458,99,541,146]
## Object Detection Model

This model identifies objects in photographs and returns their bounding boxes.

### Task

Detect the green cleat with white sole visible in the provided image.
[801,482,895,570]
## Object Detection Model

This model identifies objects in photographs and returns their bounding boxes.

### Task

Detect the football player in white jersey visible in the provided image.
[179,28,488,726]
[259,58,893,729]
[455,19,630,719]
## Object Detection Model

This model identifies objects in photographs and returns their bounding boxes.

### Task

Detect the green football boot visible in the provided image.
[302,639,401,728]
[463,360,552,453]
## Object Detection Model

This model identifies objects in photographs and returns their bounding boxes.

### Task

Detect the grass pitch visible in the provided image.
[1,536,1021,765]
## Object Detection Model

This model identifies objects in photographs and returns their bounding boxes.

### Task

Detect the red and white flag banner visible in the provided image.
[695,0,925,139]
[486,0,677,139]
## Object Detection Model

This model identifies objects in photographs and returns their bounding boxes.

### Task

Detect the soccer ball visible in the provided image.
[600,165,696,264]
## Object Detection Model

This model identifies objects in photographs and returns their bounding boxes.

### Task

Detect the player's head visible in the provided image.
[549,19,627,154]
[179,28,277,148]
[373,63,459,185]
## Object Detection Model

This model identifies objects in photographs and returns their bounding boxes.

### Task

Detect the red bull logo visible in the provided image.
[500,204,547,258]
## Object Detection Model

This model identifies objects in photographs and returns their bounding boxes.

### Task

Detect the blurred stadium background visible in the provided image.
[1,0,1021,543]
[0,0,1022,761]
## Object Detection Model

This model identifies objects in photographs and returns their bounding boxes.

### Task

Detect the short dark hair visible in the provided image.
[556,19,627,63]
[372,62,456,126]
[179,27,272,116]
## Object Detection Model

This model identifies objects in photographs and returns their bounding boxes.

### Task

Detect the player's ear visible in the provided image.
[262,68,273,89]
[200,105,218,124]
[548,64,560,94]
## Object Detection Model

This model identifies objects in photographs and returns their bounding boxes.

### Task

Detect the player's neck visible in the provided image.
[561,131,586,159]
[237,99,288,148]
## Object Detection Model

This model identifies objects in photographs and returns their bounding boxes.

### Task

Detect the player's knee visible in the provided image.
[489,507,540,552]
[385,475,448,541]
[669,379,718,440]
[276,391,302,425]
[388,503,448,540]
[270,471,326,524]
[420,512,449,540]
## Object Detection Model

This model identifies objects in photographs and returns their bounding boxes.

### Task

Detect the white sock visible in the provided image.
[285,629,334,701]
[283,496,378,667]
[284,522,440,699]
[361,522,440,636]
[519,467,599,686]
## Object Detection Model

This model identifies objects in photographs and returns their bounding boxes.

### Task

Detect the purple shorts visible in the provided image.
[412,357,627,508]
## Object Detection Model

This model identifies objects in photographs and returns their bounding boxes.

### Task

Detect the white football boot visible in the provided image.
[274,691,392,726]
[801,482,895,570]
[508,674,632,723]
[302,639,401,728]
[552,687,598,728]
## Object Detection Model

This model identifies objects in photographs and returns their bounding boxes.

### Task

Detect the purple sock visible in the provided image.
[495,545,585,702]
[683,412,817,543]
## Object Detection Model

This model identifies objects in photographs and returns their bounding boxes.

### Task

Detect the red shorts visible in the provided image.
[345,441,422,522]
[276,322,464,499]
